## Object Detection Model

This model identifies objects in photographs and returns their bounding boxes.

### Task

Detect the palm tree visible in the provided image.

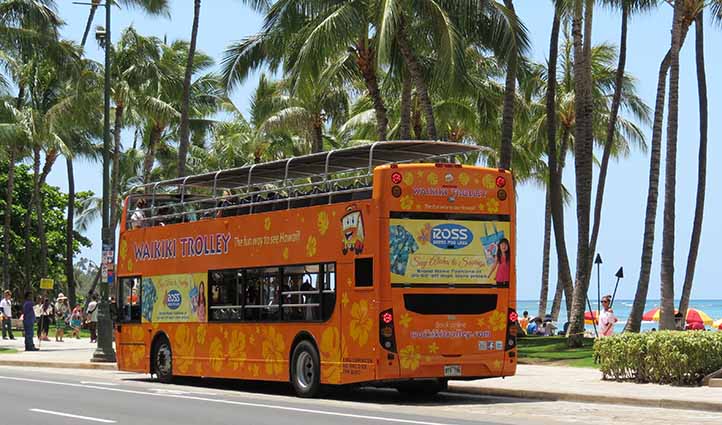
[588,0,657,273]
[625,0,695,333]
[679,0,722,320]
[567,0,595,347]
[658,0,685,330]
[0,0,63,290]
[177,0,202,177]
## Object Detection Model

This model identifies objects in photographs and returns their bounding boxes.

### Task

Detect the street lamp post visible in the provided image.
[91,0,116,363]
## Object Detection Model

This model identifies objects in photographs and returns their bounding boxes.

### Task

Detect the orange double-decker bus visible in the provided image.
[114,141,517,397]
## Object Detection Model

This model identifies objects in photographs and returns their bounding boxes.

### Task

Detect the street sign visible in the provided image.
[40,278,54,289]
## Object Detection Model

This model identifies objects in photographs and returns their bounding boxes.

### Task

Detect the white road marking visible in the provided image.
[80,381,118,386]
[30,408,116,423]
[5,376,460,425]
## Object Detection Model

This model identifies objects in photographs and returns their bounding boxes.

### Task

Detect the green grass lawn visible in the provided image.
[517,336,596,368]
[0,347,18,354]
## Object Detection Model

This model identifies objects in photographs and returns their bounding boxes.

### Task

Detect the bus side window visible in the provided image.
[354,258,373,287]
[119,277,141,323]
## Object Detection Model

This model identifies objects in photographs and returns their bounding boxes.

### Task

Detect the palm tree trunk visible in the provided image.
[545,8,574,324]
[110,105,123,244]
[143,124,163,183]
[499,0,517,169]
[23,147,41,288]
[412,94,423,139]
[3,147,16,291]
[588,2,627,268]
[625,47,677,333]
[4,86,25,291]
[177,0,201,177]
[538,188,551,318]
[65,157,76,306]
[568,0,595,348]
[679,13,706,319]
[550,273,564,322]
[396,17,436,140]
[399,68,412,140]
[659,0,684,330]
[312,120,324,153]
[80,1,101,48]
[356,39,388,141]
[35,150,58,281]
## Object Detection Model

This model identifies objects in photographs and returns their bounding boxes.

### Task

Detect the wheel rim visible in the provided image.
[295,351,315,390]
[156,343,172,377]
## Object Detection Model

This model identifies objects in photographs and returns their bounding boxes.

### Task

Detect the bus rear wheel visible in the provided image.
[290,340,321,398]
[153,336,173,384]
[396,379,447,397]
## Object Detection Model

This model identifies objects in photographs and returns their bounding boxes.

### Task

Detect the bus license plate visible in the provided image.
[444,365,461,377]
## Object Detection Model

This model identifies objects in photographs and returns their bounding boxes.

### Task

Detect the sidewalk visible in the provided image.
[450,364,722,412]
[0,334,116,370]
[2,337,721,412]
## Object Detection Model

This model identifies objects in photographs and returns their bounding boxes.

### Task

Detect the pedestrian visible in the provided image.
[599,294,618,337]
[519,311,530,335]
[22,291,38,351]
[39,297,53,341]
[69,304,82,339]
[86,294,99,343]
[34,296,43,339]
[54,293,69,342]
[1,290,15,340]
[487,238,511,287]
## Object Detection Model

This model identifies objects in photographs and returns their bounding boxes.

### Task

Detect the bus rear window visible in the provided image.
[404,294,497,315]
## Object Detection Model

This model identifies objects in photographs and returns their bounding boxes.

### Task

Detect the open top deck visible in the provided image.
[125,141,481,228]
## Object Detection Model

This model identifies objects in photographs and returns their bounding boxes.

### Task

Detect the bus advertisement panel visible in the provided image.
[389,219,510,285]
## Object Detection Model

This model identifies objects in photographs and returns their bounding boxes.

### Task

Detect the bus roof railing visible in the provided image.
[125,141,480,228]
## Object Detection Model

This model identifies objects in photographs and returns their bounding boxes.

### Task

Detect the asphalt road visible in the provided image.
[0,367,510,425]
[3,366,722,425]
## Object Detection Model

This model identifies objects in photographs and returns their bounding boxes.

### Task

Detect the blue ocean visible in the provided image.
[516,299,722,332]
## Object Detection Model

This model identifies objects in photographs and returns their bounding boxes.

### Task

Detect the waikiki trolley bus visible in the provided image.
[114,141,517,397]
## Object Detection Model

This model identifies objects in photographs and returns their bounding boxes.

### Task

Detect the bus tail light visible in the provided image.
[379,309,397,353]
[506,308,517,351]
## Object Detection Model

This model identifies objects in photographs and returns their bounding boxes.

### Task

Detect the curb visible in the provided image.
[0,360,116,371]
[447,384,722,413]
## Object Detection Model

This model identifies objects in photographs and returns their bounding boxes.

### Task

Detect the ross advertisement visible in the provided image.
[389,219,511,285]
[141,273,207,323]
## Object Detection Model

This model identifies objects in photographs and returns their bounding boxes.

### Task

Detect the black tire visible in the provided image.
[152,335,173,384]
[396,379,447,397]
[290,340,321,398]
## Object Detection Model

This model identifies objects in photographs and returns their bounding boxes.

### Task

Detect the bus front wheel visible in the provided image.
[290,340,321,398]
[152,336,173,384]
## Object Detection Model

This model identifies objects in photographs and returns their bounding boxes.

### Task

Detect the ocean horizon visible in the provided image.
[516,299,722,332]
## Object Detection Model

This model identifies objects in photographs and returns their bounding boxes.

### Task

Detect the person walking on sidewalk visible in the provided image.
[1,290,15,340]
[54,293,69,342]
[22,291,38,351]
[39,297,53,342]
[86,294,98,343]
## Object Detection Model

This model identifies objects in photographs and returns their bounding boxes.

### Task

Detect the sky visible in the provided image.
[47,1,722,300]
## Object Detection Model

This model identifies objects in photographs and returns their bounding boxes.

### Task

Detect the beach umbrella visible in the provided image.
[642,307,713,325]
[584,311,599,325]
[712,319,722,330]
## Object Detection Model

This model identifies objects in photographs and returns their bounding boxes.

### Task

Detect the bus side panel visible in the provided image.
[116,324,149,373]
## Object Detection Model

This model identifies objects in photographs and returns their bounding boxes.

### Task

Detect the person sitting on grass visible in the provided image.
[527,317,543,336]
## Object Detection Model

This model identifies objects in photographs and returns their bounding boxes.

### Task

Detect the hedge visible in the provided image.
[594,331,722,386]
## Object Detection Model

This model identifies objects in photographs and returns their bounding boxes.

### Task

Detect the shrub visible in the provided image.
[594,331,722,385]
